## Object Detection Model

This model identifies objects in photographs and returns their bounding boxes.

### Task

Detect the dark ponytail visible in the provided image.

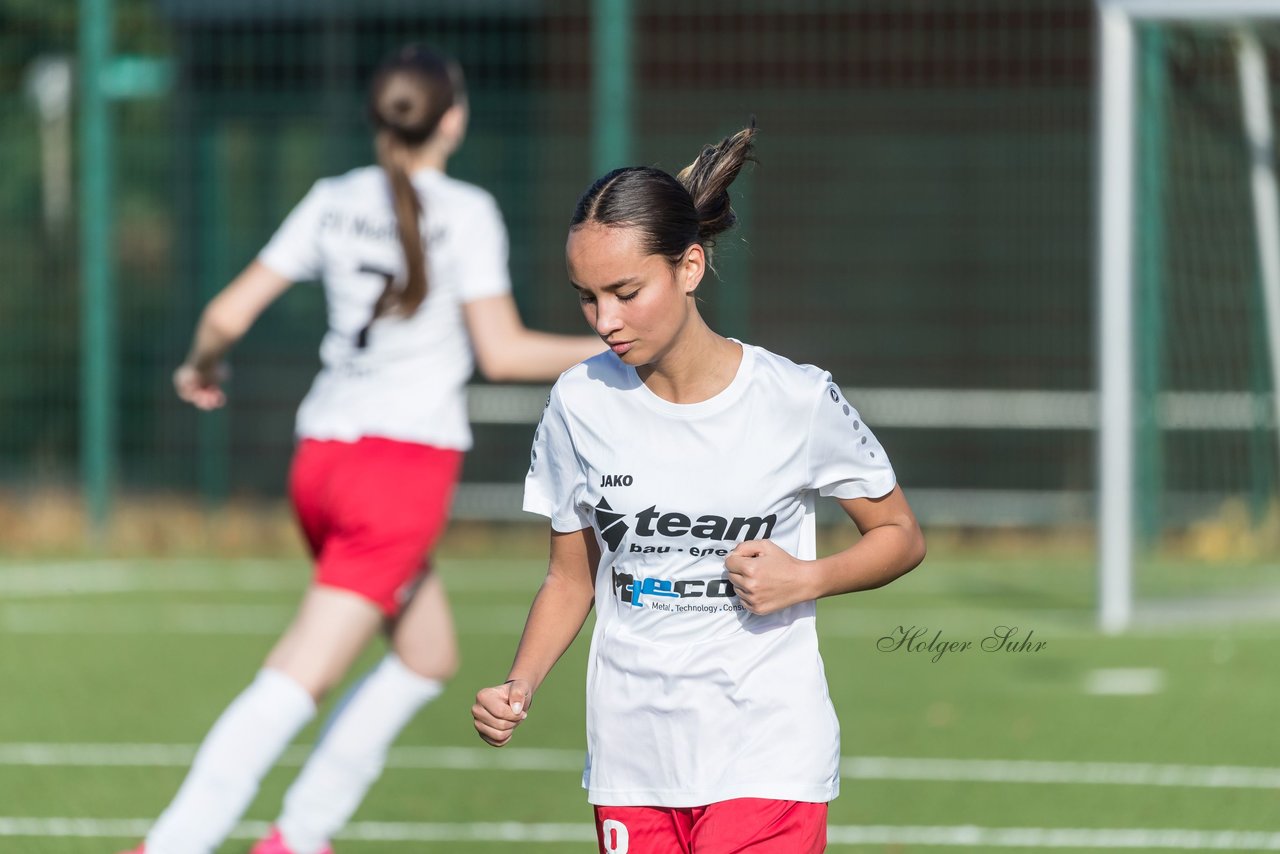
[570,119,757,268]
[675,119,758,251]
[365,45,464,324]
[373,133,429,319]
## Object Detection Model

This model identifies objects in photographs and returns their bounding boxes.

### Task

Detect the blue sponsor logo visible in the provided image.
[612,569,737,607]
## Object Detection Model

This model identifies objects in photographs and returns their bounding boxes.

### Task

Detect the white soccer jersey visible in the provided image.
[523,342,896,807]
[258,165,512,450]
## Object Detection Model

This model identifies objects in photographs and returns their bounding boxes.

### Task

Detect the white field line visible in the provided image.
[1,818,1279,849]
[0,560,542,597]
[4,743,1280,790]
[0,604,296,635]
[0,604,1253,639]
[0,743,585,772]
[0,604,535,636]
[837,756,1280,789]
[2,562,1275,637]
[0,558,985,597]
[824,826,1280,849]
[1085,667,1165,695]
[4,603,1239,639]
[0,562,300,598]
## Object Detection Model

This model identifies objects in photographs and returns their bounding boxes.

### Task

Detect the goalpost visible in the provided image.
[1097,0,1280,632]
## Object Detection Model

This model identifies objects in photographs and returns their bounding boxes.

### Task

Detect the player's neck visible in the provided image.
[403,145,450,175]
[638,322,741,405]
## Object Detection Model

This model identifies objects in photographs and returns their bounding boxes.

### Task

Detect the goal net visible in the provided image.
[1098,0,1280,631]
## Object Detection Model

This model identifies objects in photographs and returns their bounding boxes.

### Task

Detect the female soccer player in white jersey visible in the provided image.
[122,46,601,854]
[472,123,927,853]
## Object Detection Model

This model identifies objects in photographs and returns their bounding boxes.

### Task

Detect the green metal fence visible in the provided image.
[4,0,1111,534]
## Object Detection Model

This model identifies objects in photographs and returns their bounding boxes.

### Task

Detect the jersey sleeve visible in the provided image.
[805,374,897,500]
[523,384,592,531]
[258,181,327,282]
[455,195,513,303]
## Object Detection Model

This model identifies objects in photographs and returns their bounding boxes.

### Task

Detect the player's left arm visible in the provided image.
[726,485,925,616]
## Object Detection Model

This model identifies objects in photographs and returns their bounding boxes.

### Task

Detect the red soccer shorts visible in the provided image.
[288,437,463,617]
[594,799,827,854]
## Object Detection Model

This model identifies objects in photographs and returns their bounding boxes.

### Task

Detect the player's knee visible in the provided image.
[259,658,333,704]
[262,633,358,703]
[394,642,459,682]
[430,651,460,683]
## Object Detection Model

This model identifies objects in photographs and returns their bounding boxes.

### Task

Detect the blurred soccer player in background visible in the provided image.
[123,44,600,854]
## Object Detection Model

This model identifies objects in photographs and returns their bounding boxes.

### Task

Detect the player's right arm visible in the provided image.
[463,293,603,382]
[174,260,294,410]
[472,526,597,747]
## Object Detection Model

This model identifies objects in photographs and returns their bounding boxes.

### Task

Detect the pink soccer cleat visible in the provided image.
[250,827,334,854]
[117,845,146,854]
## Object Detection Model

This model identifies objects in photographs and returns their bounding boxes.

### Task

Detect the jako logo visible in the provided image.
[612,568,737,607]
[600,474,633,487]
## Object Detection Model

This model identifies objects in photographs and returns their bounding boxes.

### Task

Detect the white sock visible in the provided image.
[277,654,444,854]
[146,669,316,854]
